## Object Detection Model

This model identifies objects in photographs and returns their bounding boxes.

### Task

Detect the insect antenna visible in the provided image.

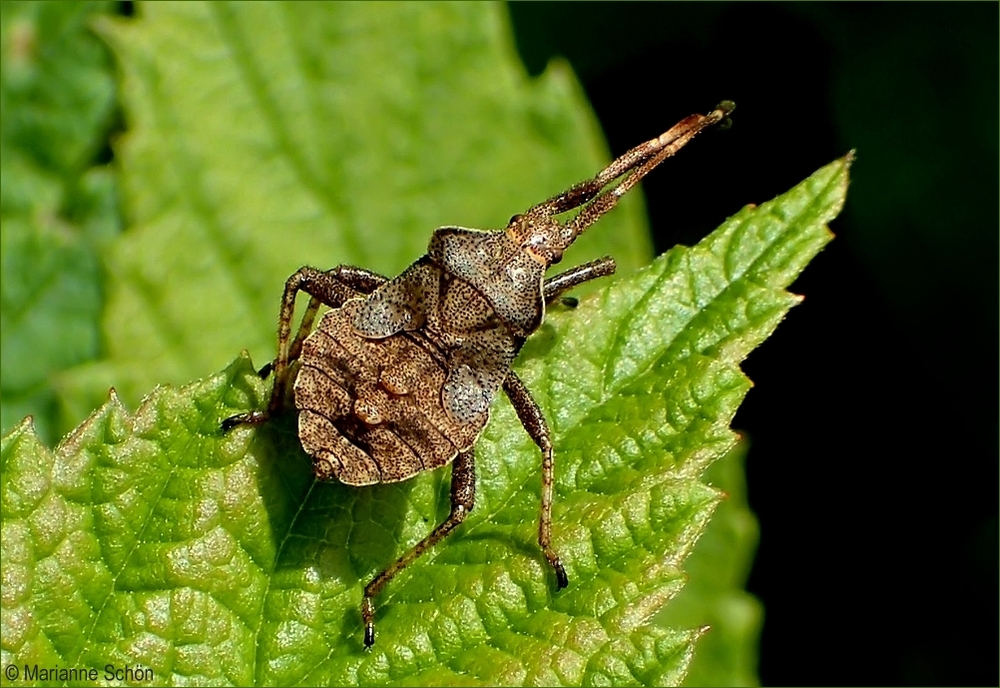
[565,101,734,238]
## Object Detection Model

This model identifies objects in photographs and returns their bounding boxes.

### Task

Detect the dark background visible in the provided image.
[509,3,997,686]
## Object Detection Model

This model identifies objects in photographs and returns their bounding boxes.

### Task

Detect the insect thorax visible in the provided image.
[428,226,547,337]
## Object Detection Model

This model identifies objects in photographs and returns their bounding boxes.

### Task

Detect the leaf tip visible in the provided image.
[832,150,855,207]
[57,387,130,453]
[4,415,38,445]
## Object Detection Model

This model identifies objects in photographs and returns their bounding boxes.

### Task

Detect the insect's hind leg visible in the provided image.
[284,266,386,371]
[361,447,476,648]
[543,256,617,306]
[222,265,387,431]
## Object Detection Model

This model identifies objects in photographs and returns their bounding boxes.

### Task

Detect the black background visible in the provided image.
[509,3,997,686]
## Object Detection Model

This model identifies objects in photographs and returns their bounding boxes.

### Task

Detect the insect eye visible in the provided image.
[508,214,523,225]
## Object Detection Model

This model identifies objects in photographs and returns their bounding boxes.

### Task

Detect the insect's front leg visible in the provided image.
[503,371,568,589]
[543,257,617,305]
[222,265,386,431]
[361,447,476,648]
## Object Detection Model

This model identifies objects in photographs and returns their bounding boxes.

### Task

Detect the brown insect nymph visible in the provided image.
[223,101,734,648]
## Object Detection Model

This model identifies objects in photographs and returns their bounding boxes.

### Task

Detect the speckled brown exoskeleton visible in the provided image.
[223,101,734,648]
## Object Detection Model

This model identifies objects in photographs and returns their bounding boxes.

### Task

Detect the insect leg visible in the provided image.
[361,448,476,648]
[286,266,388,366]
[503,371,568,590]
[222,265,386,430]
[543,257,617,305]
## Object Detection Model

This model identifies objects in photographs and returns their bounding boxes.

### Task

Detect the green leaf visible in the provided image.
[0,1,119,443]
[56,1,653,424]
[2,154,850,685]
[658,441,762,687]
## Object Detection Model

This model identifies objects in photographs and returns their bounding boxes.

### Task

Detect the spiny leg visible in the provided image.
[254,293,323,380]
[362,448,476,648]
[232,265,382,424]
[268,265,386,415]
[285,266,386,369]
[280,296,322,374]
[543,257,617,305]
[222,265,386,431]
[503,371,567,589]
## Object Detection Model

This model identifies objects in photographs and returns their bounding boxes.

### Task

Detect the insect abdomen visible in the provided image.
[294,300,484,486]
